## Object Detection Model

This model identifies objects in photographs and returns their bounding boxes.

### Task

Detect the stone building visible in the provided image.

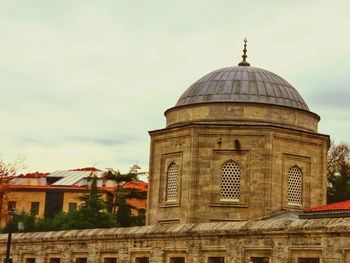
[1,41,350,263]
[147,40,329,224]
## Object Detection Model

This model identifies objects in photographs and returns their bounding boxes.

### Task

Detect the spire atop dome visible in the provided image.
[238,38,250,66]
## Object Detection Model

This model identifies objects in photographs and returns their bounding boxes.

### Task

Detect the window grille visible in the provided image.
[220,161,241,201]
[288,166,302,205]
[166,163,179,201]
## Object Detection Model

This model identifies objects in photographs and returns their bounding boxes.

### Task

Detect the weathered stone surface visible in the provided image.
[148,123,328,224]
[1,219,350,262]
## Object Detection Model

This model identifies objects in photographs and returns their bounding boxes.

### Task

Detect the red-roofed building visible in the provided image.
[11,172,49,186]
[305,200,350,213]
[300,200,350,219]
[0,167,148,227]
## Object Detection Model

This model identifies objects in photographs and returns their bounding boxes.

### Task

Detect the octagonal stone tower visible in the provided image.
[146,42,330,225]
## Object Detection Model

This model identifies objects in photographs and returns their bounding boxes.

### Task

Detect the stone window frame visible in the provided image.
[22,255,37,263]
[103,258,117,263]
[134,257,150,263]
[48,256,62,263]
[74,257,88,263]
[202,251,228,263]
[71,252,89,263]
[165,251,188,263]
[99,252,118,263]
[282,154,311,210]
[159,152,183,207]
[130,250,151,263]
[210,150,250,208]
[243,248,272,263]
[20,252,37,263]
[206,256,226,263]
[289,248,322,263]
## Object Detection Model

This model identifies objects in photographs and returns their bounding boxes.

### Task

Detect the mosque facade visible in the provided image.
[1,41,350,263]
[147,40,329,225]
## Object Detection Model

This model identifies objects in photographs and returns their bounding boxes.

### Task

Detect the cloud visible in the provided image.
[0,1,350,173]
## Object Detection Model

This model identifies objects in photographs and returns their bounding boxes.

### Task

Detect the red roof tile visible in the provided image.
[124,181,148,191]
[128,198,147,209]
[16,172,49,178]
[304,200,350,213]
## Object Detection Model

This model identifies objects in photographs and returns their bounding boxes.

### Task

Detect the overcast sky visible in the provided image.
[1,1,349,174]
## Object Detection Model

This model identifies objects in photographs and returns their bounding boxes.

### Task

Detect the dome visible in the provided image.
[175,66,309,111]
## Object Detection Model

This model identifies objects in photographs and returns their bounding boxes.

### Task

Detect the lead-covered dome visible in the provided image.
[176,66,309,111]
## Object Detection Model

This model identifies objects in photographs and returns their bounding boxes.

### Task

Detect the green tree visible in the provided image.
[1,168,146,232]
[327,141,350,203]
[72,173,115,229]
[26,173,115,231]
[104,168,147,226]
[115,197,132,227]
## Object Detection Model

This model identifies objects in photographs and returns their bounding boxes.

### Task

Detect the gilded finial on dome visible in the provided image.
[238,38,250,66]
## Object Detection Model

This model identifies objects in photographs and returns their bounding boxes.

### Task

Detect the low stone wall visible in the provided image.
[1,218,350,263]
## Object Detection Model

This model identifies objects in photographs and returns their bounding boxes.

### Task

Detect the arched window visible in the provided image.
[288,165,302,205]
[220,160,241,201]
[166,163,179,201]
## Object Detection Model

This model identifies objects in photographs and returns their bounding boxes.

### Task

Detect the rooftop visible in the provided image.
[176,66,309,111]
[304,200,350,213]
[175,39,309,111]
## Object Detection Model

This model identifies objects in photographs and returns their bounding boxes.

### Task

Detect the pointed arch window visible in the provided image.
[166,163,179,201]
[287,165,302,205]
[220,160,241,201]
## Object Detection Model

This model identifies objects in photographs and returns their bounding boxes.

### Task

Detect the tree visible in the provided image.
[15,173,116,232]
[115,197,132,227]
[71,173,115,229]
[327,141,350,203]
[104,168,147,226]
[1,211,35,233]
[0,155,25,182]
[1,166,146,232]
[0,156,25,228]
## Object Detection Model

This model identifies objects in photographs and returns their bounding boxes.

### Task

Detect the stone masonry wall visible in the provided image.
[147,123,328,224]
[1,218,350,263]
